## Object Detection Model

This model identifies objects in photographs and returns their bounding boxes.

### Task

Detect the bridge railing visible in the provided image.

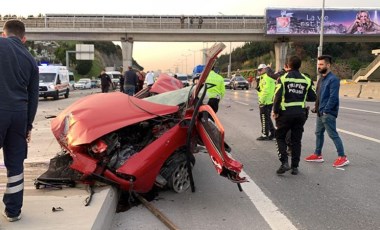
[0,15,266,30]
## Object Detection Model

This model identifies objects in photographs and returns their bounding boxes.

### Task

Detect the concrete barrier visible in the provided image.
[340,84,362,98]
[359,82,380,99]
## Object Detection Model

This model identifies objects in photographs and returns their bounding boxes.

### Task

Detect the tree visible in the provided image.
[76,60,93,75]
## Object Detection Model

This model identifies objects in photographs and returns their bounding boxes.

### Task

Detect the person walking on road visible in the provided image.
[0,19,39,222]
[98,70,112,93]
[273,56,316,175]
[305,55,350,167]
[206,68,225,113]
[123,66,138,96]
[145,71,155,89]
[256,64,276,141]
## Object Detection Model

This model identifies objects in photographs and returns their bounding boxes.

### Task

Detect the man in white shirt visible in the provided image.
[146,71,155,87]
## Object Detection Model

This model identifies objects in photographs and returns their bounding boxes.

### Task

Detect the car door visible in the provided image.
[195,106,246,183]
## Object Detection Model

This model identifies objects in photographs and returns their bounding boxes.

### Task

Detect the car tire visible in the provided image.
[160,150,195,193]
[53,90,59,100]
[64,89,69,98]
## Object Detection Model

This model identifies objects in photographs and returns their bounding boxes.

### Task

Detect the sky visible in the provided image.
[2,0,380,73]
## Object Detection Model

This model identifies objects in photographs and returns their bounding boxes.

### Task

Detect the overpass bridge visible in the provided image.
[1,14,380,74]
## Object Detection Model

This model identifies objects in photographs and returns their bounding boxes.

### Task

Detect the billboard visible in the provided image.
[266,9,380,35]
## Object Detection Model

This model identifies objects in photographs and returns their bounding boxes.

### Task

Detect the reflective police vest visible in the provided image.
[276,72,312,111]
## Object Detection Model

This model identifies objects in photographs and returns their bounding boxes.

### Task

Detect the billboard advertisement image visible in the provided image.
[266,9,380,35]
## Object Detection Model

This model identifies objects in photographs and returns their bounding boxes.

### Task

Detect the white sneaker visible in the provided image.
[2,210,21,222]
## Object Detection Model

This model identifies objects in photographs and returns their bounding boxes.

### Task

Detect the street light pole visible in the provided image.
[228,42,232,78]
[182,54,191,74]
[317,0,326,80]
[188,49,196,70]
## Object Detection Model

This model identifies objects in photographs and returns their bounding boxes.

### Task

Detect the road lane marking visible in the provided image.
[337,129,380,144]
[234,101,249,106]
[340,107,380,115]
[240,171,297,230]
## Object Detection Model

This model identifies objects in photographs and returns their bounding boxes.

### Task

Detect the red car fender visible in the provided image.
[116,122,189,193]
[69,152,98,176]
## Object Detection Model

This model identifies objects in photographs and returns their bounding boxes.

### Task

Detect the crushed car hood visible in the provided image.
[51,92,179,147]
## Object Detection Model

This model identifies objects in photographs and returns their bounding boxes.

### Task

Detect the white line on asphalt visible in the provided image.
[234,101,249,106]
[240,171,297,230]
[340,107,380,114]
[337,129,380,144]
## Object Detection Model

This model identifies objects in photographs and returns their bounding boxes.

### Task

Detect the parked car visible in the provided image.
[74,78,92,89]
[230,75,249,90]
[91,79,101,88]
[224,78,231,89]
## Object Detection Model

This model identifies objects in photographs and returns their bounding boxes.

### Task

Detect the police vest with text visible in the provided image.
[277,73,312,113]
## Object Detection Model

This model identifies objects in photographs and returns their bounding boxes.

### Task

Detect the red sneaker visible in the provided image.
[333,156,349,167]
[304,154,324,162]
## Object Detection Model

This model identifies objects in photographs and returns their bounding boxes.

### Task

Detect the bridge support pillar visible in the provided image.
[121,38,134,72]
[274,42,289,72]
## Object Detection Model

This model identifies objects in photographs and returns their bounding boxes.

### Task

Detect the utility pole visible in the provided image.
[317,0,326,81]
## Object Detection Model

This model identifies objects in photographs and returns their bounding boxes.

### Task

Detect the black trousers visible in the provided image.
[0,110,27,217]
[208,98,220,113]
[275,113,306,168]
[259,104,275,136]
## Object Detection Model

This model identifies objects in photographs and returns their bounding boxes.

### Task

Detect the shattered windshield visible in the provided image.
[144,85,206,106]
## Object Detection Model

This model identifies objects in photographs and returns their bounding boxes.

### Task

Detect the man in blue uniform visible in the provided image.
[0,20,39,222]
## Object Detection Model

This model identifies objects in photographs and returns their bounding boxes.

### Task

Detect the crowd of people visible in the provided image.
[253,55,349,175]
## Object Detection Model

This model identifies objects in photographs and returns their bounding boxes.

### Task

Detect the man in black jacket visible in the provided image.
[98,70,113,93]
[0,19,39,222]
[272,56,316,175]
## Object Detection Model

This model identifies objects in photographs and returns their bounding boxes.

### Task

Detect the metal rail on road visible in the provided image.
[0,14,266,30]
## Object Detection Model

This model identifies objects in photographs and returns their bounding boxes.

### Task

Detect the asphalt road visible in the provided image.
[2,87,379,229]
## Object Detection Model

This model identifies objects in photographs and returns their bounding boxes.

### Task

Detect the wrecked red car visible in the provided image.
[38,43,246,193]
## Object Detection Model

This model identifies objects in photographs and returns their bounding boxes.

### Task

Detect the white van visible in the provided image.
[106,71,122,89]
[38,65,70,100]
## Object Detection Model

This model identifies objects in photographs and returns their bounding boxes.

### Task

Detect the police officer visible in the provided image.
[256,64,276,140]
[206,67,225,113]
[272,56,316,175]
[0,20,39,222]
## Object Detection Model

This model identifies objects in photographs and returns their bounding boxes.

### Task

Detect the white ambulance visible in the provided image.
[38,65,70,100]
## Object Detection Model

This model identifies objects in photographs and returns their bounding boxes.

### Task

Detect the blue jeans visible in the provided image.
[314,113,345,156]
[124,85,135,96]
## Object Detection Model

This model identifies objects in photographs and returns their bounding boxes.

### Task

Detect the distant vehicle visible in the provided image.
[230,75,249,90]
[74,78,92,89]
[106,71,122,89]
[91,79,101,88]
[38,65,70,100]
[224,78,232,89]
[176,74,191,87]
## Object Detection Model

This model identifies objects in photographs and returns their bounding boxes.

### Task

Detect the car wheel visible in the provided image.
[53,91,59,100]
[160,151,195,193]
[64,89,69,98]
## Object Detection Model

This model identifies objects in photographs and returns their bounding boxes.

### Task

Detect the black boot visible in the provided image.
[291,167,298,175]
[276,162,290,174]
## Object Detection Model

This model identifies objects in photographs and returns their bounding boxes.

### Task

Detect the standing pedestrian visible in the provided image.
[123,66,138,96]
[119,74,124,92]
[98,70,112,93]
[198,16,203,29]
[136,70,145,93]
[0,19,39,222]
[145,71,155,89]
[205,67,225,113]
[256,64,276,140]
[304,55,349,167]
[272,56,316,175]
[189,16,194,28]
[180,15,185,29]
